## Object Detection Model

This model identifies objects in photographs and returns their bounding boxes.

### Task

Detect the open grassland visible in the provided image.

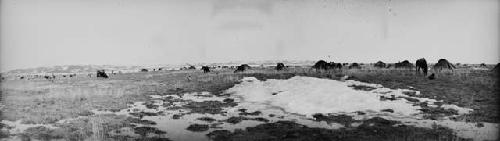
[1,67,498,123]
[0,67,498,140]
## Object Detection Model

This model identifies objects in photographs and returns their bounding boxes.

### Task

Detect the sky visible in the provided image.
[1,0,498,72]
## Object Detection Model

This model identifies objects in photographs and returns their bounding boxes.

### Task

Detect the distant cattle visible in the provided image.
[276,63,285,71]
[201,66,210,73]
[69,74,76,77]
[348,63,361,69]
[312,60,329,70]
[433,59,455,72]
[331,62,342,69]
[188,66,196,70]
[374,61,386,68]
[395,60,413,69]
[234,64,250,73]
[416,58,428,76]
[140,69,148,72]
[158,68,163,71]
[96,70,109,78]
[313,60,342,70]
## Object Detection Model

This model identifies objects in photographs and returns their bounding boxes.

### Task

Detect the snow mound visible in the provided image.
[227,76,470,117]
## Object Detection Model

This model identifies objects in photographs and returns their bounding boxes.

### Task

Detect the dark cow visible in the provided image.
[96,70,108,78]
[140,69,148,72]
[433,59,455,72]
[158,68,163,71]
[374,61,386,68]
[188,66,196,70]
[234,64,250,73]
[395,60,413,69]
[276,63,285,71]
[348,63,361,69]
[416,58,428,76]
[201,66,210,73]
[313,60,342,70]
[312,60,329,70]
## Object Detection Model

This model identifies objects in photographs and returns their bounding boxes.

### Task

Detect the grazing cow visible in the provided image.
[158,68,163,71]
[201,66,210,73]
[276,63,285,71]
[234,64,250,73]
[416,58,428,76]
[395,60,413,69]
[140,69,148,72]
[44,76,51,79]
[348,63,361,69]
[96,70,109,78]
[188,66,196,70]
[374,61,386,68]
[433,59,455,72]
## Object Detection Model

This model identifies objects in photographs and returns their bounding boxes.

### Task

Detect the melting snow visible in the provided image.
[226,76,498,141]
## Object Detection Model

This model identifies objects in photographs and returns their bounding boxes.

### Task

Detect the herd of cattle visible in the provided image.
[3,58,499,81]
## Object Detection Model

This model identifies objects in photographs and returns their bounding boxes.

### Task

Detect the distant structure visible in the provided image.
[96,70,108,78]
[201,66,210,73]
[234,64,250,73]
[374,61,386,68]
[395,60,413,69]
[348,63,361,69]
[276,63,285,71]
[433,59,455,72]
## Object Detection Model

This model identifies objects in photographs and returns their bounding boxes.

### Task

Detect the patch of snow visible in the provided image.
[227,76,497,141]
[229,76,421,117]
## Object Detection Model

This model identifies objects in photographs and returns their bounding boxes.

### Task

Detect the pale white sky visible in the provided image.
[1,0,498,72]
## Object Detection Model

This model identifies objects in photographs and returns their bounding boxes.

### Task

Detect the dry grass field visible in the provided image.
[0,66,498,141]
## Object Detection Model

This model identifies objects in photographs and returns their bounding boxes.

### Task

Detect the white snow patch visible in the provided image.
[227,76,497,141]
[228,76,421,117]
